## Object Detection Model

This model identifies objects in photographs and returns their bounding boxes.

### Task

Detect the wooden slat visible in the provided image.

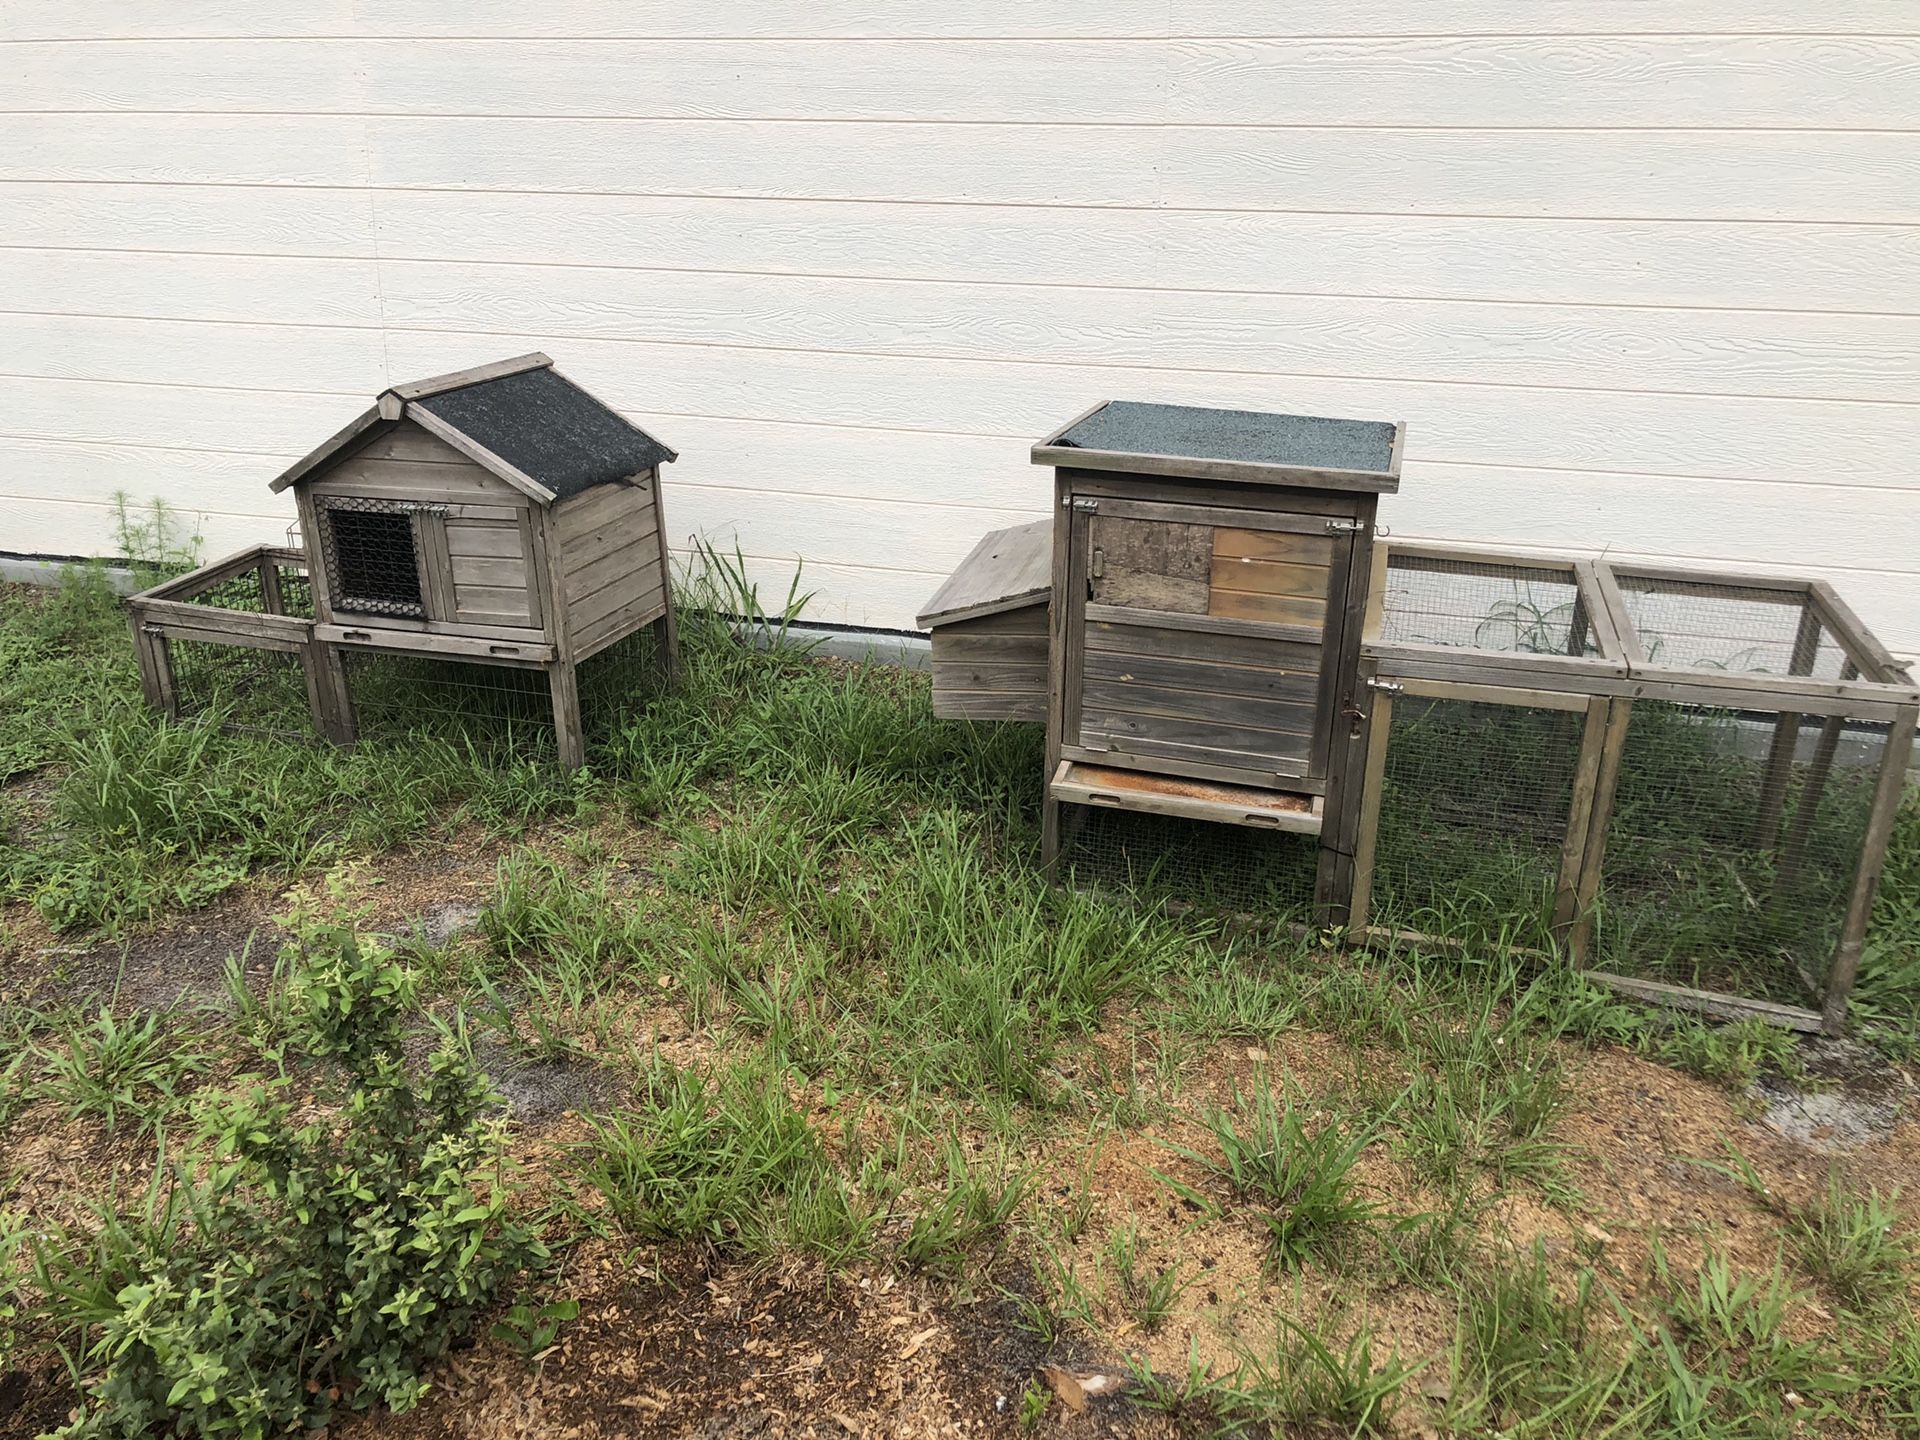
[1082,675,1318,737]
[316,622,554,663]
[1206,589,1329,628]
[949,604,1048,638]
[445,522,525,559]
[1212,529,1337,566]
[1083,649,1320,704]
[449,554,529,589]
[932,660,1048,691]
[929,630,1049,663]
[1209,555,1330,598]
[1082,705,1316,762]
[1052,761,1322,835]
[933,689,1047,723]
[572,581,669,658]
[565,533,661,605]
[1086,616,1320,672]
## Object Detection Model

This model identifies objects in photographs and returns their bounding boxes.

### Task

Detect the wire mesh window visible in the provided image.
[1591,700,1886,1007]
[1613,574,1857,680]
[1378,554,1599,658]
[320,500,427,618]
[1367,695,1586,949]
[168,638,314,741]
[1060,801,1320,920]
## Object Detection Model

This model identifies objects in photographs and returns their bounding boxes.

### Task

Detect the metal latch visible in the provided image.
[1326,518,1367,535]
[1365,677,1404,695]
[1070,497,1100,511]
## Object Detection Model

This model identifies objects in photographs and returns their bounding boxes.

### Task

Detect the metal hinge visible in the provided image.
[1326,518,1367,535]
[1070,497,1100,511]
[1365,677,1404,695]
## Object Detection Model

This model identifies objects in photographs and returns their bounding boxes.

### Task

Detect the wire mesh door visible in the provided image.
[1351,681,1610,953]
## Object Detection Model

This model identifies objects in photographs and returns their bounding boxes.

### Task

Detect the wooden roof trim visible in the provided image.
[382,351,553,403]
[916,518,1051,628]
[404,401,559,504]
[267,404,388,493]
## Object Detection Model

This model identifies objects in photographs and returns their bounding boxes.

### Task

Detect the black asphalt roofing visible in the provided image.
[416,366,675,501]
[1051,400,1396,476]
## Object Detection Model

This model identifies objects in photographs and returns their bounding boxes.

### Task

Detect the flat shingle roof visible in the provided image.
[1034,400,1400,492]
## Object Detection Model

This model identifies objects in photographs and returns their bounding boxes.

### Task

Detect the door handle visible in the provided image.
[1089,546,1105,580]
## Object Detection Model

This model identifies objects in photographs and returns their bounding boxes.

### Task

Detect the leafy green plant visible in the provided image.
[490,1296,581,1361]
[33,1007,209,1136]
[28,929,539,1440]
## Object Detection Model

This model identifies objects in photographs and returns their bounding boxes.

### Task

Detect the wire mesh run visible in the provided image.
[1613,573,1855,680]
[318,499,428,619]
[1059,801,1320,921]
[168,638,313,740]
[1368,695,1586,950]
[577,624,667,741]
[1591,700,1887,1006]
[1378,553,1600,658]
[345,651,556,758]
[174,558,314,620]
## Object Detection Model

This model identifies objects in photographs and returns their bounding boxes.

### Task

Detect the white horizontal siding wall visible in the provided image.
[2,4,1917,664]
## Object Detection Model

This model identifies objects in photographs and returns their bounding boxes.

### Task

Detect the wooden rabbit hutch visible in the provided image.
[128,354,677,767]
[922,400,1919,1034]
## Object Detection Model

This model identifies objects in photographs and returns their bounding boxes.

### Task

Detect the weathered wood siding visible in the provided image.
[929,603,1047,722]
[3,5,1917,668]
[307,420,540,629]
[553,480,665,659]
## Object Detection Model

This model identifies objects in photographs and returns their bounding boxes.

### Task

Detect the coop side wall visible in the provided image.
[550,473,669,662]
[303,421,546,637]
[928,601,1049,722]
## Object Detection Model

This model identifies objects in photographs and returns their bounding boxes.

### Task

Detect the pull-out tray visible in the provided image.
[1050,761,1323,835]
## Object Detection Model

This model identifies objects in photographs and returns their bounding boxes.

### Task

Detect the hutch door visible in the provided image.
[1061,497,1359,790]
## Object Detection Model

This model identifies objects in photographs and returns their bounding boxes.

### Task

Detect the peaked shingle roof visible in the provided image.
[413,366,675,502]
[269,354,676,501]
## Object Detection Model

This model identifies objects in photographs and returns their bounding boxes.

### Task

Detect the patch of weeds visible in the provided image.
[1625,1241,1856,1435]
[899,1137,1029,1275]
[576,1058,863,1259]
[1164,946,1302,1041]
[1783,1171,1916,1311]
[1443,1243,1618,1435]
[32,1006,210,1136]
[1143,1313,1421,1437]
[27,927,539,1438]
[1165,1082,1391,1271]
[1105,1219,1191,1333]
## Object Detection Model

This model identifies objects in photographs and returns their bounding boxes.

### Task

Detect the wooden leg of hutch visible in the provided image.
[1820,704,1917,1036]
[549,659,585,769]
[653,607,682,688]
[301,641,356,746]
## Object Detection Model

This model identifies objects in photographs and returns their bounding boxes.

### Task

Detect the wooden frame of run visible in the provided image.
[1351,542,1918,1036]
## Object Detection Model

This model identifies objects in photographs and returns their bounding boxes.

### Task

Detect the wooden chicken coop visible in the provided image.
[921,399,1919,1035]
[924,399,1406,911]
[128,353,677,767]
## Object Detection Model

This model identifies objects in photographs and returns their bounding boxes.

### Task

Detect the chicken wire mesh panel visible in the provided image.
[1378,554,1600,658]
[1591,700,1887,1007]
[1613,574,1856,680]
[577,625,666,739]
[317,500,427,619]
[173,559,313,620]
[344,651,556,759]
[1060,801,1320,921]
[1368,695,1585,949]
[167,638,314,741]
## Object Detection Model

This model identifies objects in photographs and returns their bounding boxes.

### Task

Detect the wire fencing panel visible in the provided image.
[1060,802,1320,920]
[344,652,556,759]
[1369,695,1585,950]
[168,639,313,740]
[1591,700,1886,1007]
[1378,554,1599,657]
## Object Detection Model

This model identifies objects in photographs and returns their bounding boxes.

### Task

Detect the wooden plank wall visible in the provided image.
[552,481,666,658]
[2,4,1918,670]
[929,604,1048,722]
[306,421,540,628]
